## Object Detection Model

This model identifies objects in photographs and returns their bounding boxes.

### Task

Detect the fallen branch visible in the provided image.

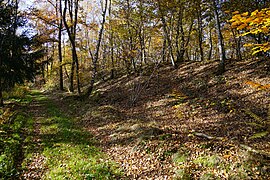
[240,144,270,159]
[242,108,265,124]
[192,130,270,159]
[193,131,223,140]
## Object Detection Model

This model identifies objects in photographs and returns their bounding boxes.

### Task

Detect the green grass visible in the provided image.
[3,85,33,104]
[23,91,122,179]
[193,155,219,168]
[0,111,33,178]
[0,86,35,179]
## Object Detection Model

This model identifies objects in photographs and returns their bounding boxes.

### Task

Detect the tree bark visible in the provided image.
[157,0,176,68]
[57,0,64,91]
[0,57,3,106]
[162,38,167,62]
[0,33,3,106]
[208,27,213,61]
[0,84,3,107]
[109,0,115,79]
[231,29,242,60]
[63,0,81,94]
[197,4,204,61]
[213,0,226,74]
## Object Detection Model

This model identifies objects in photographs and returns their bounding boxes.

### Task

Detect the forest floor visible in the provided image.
[12,59,270,179]
[20,90,121,179]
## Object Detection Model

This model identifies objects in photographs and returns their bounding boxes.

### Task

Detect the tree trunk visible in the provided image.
[175,4,193,64]
[197,8,204,61]
[162,38,167,62]
[175,5,183,63]
[73,48,81,94]
[63,0,81,94]
[231,29,242,61]
[157,0,176,68]
[213,0,226,74]
[208,28,213,61]
[57,0,64,91]
[86,0,108,97]
[69,61,75,92]
[0,57,3,106]
[109,0,115,79]
[0,84,3,107]
[138,0,146,69]
[0,37,3,106]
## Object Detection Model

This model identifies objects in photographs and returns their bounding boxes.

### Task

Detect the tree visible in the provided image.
[230,7,270,56]
[85,0,108,97]
[156,0,176,67]
[212,0,226,73]
[63,0,81,94]
[56,0,64,90]
[0,0,43,106]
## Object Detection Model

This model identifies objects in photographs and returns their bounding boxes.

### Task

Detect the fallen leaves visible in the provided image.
[21,59,270,179]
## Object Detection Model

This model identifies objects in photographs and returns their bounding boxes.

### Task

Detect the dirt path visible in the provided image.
[21,91,49,179]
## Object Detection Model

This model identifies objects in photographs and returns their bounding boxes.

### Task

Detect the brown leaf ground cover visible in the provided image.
[29,59,269,179]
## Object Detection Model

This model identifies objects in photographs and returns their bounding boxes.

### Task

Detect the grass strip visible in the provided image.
[24,91,122,179]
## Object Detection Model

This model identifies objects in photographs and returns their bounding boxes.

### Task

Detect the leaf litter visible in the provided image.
[24,59,270,179]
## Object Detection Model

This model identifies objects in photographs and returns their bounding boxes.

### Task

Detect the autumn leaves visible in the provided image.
[230,8,270,55]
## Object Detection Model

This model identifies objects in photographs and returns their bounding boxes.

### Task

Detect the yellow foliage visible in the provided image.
[243,43,253,47]
[230,8,270,55]
[231,21,240,28]
[251,10,258,16]
[245,80,270,91]
[241,12,249,17]
[237,23,247,30]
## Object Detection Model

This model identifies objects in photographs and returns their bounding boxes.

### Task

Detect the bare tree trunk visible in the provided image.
[86,0,108,97]
[208,27,213,60]
[57,0,64,90]
[138,0,146,70]
[157,0,176,68]
[109,0,115,79]
[0,57,3,106]
[213,0,226,74]
[0,36,3,106]
[175,4,183,63]
[175,1,193,64]
[51,42,55,72]
[126,0,137,73]
[63,0,81,94]
[231,29,242,60]
[197,4,204,61]
[69,61,75,92]
[0,83,3,107]
[162,38,167,62]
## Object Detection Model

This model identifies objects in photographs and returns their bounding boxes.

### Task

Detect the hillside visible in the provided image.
[69,59,270,179]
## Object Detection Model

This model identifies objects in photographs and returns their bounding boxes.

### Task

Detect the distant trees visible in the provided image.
[23,0,270,97]
[86,0,109,97]
[0,0,43,106]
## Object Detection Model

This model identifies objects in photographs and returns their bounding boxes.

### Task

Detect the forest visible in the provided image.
[0,0,269,179]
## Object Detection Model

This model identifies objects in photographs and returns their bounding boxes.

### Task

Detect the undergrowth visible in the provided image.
[0,86,34,179]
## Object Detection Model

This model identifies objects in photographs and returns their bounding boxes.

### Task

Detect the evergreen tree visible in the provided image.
[0,0,43,106]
